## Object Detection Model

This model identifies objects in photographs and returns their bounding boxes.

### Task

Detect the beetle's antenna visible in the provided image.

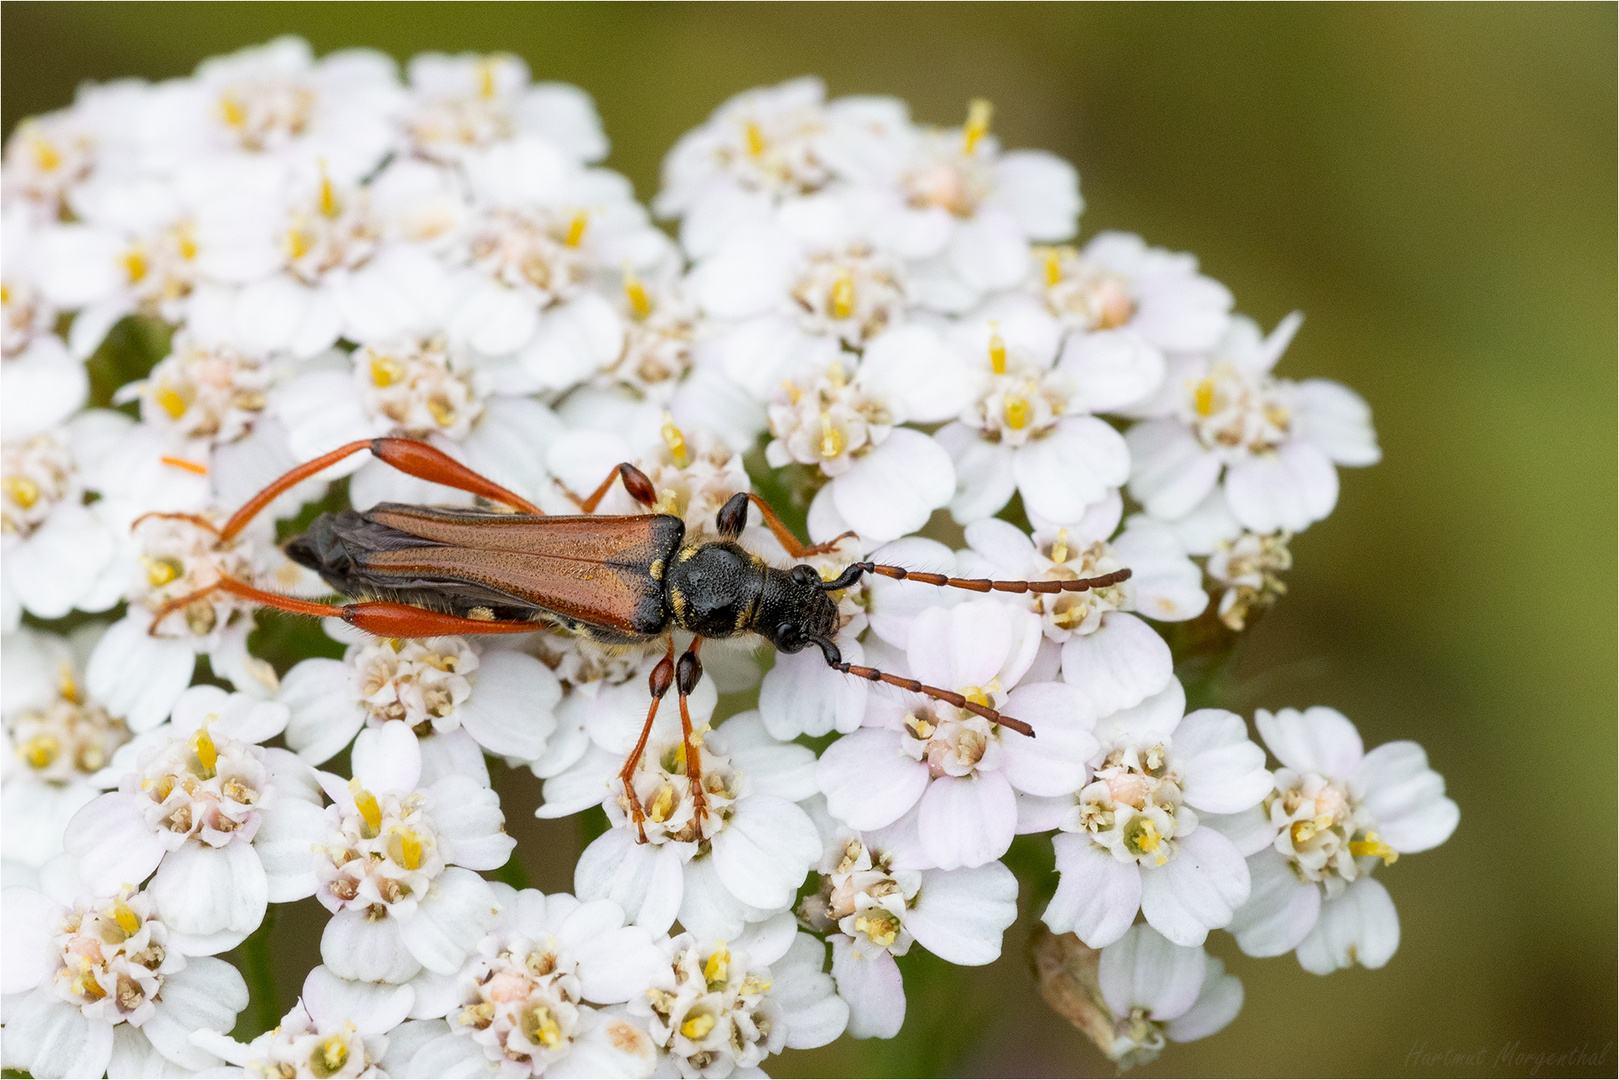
[830,561,1131,596]
[809,635,1036,737]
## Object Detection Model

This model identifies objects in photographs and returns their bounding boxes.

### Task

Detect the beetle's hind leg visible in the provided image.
[619,640,676,843]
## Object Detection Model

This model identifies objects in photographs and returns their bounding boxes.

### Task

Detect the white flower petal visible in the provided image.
[554,1008,658,1079]
[938,422,1018,524]
[1125,420,1222,521]
[1060,611,1174,718]
[1138,827,1250,947]
[352,721,423,795]
[718,713,820,801]
[1228,849,1321,958]
[429,775,516,871]
[1046,835,1141,948]
[456,650,560,760]
[63,792,167,893]
[1012,417,1130,525]
[1357,741,1459,853]
[997,683,1099,797]
[1174,709,1272,814]
[676,853,761,942]
[86,617,197,732]
[574,828,684,935]
[817,728,929,830]
[759,641,867,740]
[907,861,1019,965]
[150,841,267,954]
[5,988,115,1079]
[1224,442,1339,534]
[1295,876,1400,974]
[142,957,249,1069]
[279,659,366,764]
[711,795,821,910]
[830,935,906,1039]
[254,797,328,902]
[1097,923,1206,1021]
[1,887,63,993]
[917,772,1017,870]
[1254,706,1363,777]
[399,866,501,974]
[1294,378,1380,467]
[830,428,955,543]
[321,907,423,983]
[303,965,414,1035]
[1165,958,1244,1042]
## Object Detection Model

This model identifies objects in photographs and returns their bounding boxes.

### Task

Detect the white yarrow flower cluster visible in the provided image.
[0,41,1448,1076]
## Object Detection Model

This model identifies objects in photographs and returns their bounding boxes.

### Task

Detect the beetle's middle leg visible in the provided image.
[619,639,676,843]
[675,638,707,829]
[560,462,658,513]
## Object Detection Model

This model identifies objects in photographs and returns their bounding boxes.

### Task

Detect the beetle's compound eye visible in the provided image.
[775,621,807,652]
[791,564,820,588]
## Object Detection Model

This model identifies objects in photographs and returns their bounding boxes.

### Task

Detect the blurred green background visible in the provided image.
[4,3,1613,1076]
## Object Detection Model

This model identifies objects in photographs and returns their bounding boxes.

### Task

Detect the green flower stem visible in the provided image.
[233,904,281,1039]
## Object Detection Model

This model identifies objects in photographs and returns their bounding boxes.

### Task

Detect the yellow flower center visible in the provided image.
[122,247,149,284]
[349,779,383,837]
[143,556,183,587]
[854,913,899,947]
[522,1003,563,1047]
[564,211,588,248]
[311,1035,349,1079]
[829,271,855,320]
[962,98,993,154]
[623,267,652,319]
[680,1012,716,1040]
[704,946,730,990]
[1003,394,1031,430]
[818,412,845,459]
[188,723,218,779]
[1193,378,1217,417]
[988,325,1007,374]
[112,898,142,936]
[4,475,40,509]
[19,733,59,770]
[370,354,405,387]
[661,412,690,467]
[1349,831,1399,866]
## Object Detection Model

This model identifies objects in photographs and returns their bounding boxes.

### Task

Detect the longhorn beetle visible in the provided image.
[139,437,1131,841]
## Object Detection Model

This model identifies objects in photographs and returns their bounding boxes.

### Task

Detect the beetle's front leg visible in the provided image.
[675,639,707,829]
[619,641,676,844]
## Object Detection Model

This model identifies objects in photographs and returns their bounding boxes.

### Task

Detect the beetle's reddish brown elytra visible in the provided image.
[137,437,1131,841]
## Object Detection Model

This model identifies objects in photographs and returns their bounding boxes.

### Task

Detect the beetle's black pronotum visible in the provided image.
[137,437,1130,841]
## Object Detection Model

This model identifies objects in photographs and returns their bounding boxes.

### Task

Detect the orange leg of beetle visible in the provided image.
[674,639,707,829]
[134,438,543,543]
[561,462,658,513]
[215,438,543,542]
[744,494,855,558]
[619,640,676,843]
[144,576,539,637]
